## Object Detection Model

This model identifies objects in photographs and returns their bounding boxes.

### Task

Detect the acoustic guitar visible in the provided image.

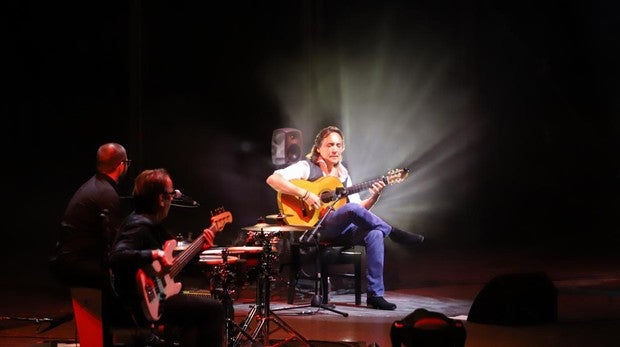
[277,168,409,227]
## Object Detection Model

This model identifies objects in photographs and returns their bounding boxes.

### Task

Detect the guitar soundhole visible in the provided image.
[320,191,335,203]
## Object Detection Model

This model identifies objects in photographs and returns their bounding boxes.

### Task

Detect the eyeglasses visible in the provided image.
[121,159,132,167]
[164,190,180,200]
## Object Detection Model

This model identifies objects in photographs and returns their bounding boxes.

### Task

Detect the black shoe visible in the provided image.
[388,228,425,246]
[136,332,167,347]
[367,296,397,310]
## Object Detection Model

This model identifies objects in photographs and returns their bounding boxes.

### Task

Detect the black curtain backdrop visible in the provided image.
[5,1,620,290]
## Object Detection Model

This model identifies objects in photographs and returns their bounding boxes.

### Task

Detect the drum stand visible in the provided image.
[232,233,310,347]
[207,249,255,347]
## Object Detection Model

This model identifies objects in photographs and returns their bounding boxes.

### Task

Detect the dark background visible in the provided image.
[5,1,620,290]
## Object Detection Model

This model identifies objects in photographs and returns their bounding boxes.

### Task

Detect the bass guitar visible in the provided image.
[136,208,233,322]
[277,168,409,227]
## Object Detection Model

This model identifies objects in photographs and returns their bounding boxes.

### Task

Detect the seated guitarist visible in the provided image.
[109,168,225,346]
[266,125,424,310]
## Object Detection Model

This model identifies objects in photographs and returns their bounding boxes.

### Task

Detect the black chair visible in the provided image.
[287,241,363,306]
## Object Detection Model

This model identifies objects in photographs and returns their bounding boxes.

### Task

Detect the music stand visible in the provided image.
[272,198,349,317]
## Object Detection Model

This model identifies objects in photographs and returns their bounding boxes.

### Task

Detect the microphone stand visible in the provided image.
[0,314,75,334]
[298,186,346,245]
[272,195,349,317]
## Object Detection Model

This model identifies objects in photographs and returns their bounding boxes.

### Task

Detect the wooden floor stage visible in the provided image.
[1,243,620,347]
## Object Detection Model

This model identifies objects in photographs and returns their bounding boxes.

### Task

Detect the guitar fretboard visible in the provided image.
[169,233,207,278]
[345,177,388,196]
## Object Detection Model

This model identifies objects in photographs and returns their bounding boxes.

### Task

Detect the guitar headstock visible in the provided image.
[385,168,410,185]
[210,207,233,232]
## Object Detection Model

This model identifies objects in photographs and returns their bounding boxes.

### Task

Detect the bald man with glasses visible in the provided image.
[49,143,133,346]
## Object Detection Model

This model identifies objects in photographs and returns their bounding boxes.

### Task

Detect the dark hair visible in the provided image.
[306,125,345,164]
[132,168,170,214]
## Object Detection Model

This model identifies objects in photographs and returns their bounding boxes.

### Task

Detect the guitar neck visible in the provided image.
[346,176,387,196]
[168,233,207,279]
[164,210,232,279]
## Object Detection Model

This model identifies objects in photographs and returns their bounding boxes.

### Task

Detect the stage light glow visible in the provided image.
[261,21,485,238]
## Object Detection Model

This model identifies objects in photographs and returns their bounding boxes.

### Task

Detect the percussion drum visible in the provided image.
[197,255,245,287]
[201,248,226,256]
[196,254,247,305]
[227,246,263,268]
[244,232,283,253]
[227,246,264,254]
[199,255,239,265]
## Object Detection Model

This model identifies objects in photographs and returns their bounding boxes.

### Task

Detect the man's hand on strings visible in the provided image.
[152,249,173,267]
[201,227,216,250]
[303,191,321,209]
[369,180,386,197]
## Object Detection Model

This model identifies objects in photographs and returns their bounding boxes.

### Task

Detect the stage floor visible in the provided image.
[1,243,620,346]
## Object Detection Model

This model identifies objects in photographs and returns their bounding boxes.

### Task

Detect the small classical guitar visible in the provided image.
[136,208,233,322]
[277,168,409,227]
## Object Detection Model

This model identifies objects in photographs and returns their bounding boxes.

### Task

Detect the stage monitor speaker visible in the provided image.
[271,128,303,166]
[467,271,557,326]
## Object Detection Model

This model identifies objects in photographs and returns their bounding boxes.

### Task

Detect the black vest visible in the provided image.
[305,159,324,181]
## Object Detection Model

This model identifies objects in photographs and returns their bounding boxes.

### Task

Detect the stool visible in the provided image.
[287,243,363,305]
[71,287,166,346]
[70,287,104,347]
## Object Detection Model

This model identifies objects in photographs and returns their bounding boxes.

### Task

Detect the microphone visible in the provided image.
[171,189,200,207]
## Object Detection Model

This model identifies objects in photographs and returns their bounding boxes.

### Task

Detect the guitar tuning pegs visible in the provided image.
[211,206,225,216]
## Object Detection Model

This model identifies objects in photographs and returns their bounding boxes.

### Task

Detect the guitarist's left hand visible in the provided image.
[369,180,386,196]
[363,180,386,209]
[201,227,216,250]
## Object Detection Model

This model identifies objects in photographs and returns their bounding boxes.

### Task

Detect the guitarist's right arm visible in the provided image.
[266,161,321,210]
[108,214,173,308]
